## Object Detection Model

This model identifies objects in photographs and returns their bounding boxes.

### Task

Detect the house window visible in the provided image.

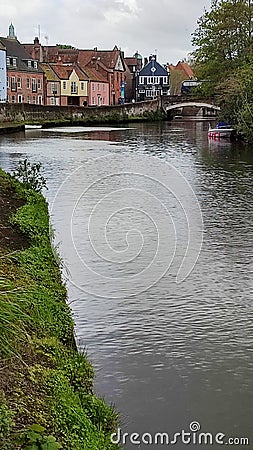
[33,96,36,104]
[103,97,105,104]
[71,81,77,94]
[11,95,15,103]
[6,77,9,88]
[103,84,106,91]
[81,82,84,90]
[17,77,21,88]
[11,76,16,91]
[38,79,41,89]
[27,78,30,89]
[13,58,17,67]
[27,96,30,103]
[18,94,23,103]
[6,57,10,66]
[98,83,100,91]
[50,97,56,105]
[38,95,43,105]
[32,79,37,92]
[163,76,167,84]
[28,60,32,68]
[92,97,95,105]
[34,61,38,69]
[92,83,95,91]
[51,83,57,94]
[63,81,66,90]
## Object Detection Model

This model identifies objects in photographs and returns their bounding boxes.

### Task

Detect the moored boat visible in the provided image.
[208,121,236,139]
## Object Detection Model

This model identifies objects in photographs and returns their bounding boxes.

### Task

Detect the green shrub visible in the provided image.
[12,159,47,193]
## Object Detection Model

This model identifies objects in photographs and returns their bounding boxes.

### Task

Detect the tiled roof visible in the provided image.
[124,57,138,66]
[50,64,88,81]
[24,40,125,73]
[78,47,125,71]
[40,63,60,82]
[176,62,194,78]
[169,61,194,78]
[0,37,43,73]
[82,65,108,83]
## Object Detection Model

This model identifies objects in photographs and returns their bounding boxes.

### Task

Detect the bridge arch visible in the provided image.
[164,102,220,112]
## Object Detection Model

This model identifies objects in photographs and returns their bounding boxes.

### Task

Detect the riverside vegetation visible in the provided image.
[191,0,253,141]
[0,163,119,449]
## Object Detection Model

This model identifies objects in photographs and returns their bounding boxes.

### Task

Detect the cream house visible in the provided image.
[50,64,88,106]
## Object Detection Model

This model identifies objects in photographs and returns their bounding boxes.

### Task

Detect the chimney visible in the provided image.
[34,37,40,45]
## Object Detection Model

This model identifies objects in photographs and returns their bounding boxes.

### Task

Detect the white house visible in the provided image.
[0,41,7,102]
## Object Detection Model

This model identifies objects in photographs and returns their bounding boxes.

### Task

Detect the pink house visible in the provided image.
[83,65,109,106]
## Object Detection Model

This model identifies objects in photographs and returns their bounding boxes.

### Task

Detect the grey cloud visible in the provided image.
[2,0,211,63]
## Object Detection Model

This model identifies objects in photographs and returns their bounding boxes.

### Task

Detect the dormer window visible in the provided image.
[13,58,17,67]
[28,60,32,68]
[34,61,38,69]
[6,57,10,66]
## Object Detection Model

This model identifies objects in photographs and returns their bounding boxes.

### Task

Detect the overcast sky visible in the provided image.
[1,0,211,64]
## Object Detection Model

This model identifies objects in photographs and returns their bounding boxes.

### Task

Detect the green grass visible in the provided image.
[0,168,119,449]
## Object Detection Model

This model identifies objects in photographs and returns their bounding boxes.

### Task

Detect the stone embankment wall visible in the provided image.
[0,100,159,123]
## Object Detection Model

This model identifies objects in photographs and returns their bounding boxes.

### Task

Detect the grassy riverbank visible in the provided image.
[0,168,118,449]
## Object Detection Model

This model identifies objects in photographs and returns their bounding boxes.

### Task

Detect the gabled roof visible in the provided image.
[0,37,43,73]
[82,65,108,83]
[124,57,138,66]
[50,64,88,81]
[40,63,60,82]
[176,61,194,78]
[139,58,168,77]
[78,47,125,71]
[0,42,6,52]
[169,61,194,78]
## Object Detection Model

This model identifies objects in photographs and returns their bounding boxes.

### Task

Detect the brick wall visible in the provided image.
[0,100,159,123]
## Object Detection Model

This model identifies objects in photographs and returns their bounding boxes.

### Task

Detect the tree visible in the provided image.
[192,0,253,82]
[217,63,253,140]
[191,0,253,140]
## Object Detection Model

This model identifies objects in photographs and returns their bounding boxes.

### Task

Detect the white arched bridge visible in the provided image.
[161,96,220,116]
[165,101,220,112]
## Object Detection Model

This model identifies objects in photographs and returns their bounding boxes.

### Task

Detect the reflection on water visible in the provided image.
[0,121,253,449]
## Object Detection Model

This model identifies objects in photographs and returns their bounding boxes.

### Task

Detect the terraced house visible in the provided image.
[24,39,125,106]
[49,64,89,106]
[40,63,61,106]
[0,24,44,105]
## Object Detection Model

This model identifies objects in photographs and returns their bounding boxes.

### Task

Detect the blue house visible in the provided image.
[0,41,7,102]
[136,55,169,101]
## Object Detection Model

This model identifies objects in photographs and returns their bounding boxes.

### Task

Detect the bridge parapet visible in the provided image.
[162,95,216,105]
[161,95,220,114]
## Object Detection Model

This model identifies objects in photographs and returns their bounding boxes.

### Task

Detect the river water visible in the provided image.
[0,121,253,449]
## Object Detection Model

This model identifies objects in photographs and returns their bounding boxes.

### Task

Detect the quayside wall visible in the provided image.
[0,100,159,124]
